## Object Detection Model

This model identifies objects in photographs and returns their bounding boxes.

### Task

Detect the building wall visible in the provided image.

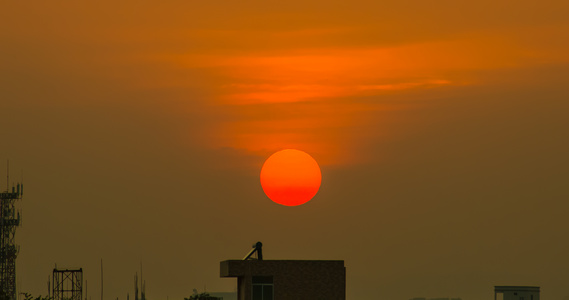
[220,260,346,300]
[495,286,540,300]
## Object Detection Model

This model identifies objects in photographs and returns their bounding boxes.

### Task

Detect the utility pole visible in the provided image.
[100,259,103,300]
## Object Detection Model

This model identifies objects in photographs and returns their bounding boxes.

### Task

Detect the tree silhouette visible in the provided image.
[184,292,219,300]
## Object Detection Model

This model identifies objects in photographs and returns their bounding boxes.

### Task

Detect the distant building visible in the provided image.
[495,286,540,300]
[410,297,461,300]
[220,260,346,300]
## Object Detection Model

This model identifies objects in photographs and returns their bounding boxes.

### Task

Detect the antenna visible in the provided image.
[1,162,23,300]
[101,259,103,300]
[7,159,9,191]
[243,241,263,260]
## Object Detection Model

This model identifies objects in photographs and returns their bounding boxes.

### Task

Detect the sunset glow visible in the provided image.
[260,149,322,206]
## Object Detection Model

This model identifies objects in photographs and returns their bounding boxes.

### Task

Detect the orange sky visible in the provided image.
[4,0,569,167]
[2,1,569,300]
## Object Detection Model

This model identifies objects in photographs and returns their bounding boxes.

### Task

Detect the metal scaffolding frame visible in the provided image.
[0,183,22,300]
[53,269,83,300]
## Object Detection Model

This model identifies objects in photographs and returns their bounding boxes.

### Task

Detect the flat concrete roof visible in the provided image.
[494,286,540,291]
[220,260,345,278]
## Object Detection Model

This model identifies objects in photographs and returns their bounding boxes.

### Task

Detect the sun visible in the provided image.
[260,149,322,206]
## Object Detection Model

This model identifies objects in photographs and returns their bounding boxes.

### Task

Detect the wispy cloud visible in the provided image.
[357,79,451,91]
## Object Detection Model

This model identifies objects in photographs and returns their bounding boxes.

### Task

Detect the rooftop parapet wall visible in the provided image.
[220,260,345,277]
[495,287,540,292]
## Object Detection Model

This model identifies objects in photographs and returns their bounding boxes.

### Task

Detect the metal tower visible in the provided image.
[0,182,22,300]
[53,269,83,300]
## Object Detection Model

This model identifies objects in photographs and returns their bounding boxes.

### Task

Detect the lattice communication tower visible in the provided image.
[0,182,22,300]
[53,269,83,300]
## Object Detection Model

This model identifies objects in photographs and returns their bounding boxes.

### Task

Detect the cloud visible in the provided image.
[358,79,451,91]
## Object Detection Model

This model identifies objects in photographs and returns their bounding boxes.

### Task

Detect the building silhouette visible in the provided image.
[411,297,462,300]
[220,242,345,300]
